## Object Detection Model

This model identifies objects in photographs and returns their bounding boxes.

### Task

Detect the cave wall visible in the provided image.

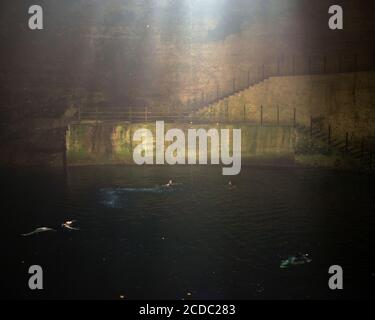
[67,122,296,165]
[197,71,375,148]
[1,0,375,166]
[1,0,375,119]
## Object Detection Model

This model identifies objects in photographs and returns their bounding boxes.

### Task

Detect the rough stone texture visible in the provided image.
[1,0,375,116]
[1,1,375,166]
[197,71,375,148]
[67,122,296,165]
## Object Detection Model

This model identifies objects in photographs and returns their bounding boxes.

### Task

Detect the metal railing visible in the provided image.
[185,52,375,112]
[77,108,194,123]
[75,103,374,169]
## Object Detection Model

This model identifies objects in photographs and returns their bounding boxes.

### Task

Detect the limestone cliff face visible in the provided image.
[1,0,375,118]
[67,122,296,165]
[197,71,375,149]
[1,0,375,166]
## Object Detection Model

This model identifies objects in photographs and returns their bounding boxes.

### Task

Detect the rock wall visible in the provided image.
[67,122,296,165]
[1,1,375,167]
[197,71,375,148]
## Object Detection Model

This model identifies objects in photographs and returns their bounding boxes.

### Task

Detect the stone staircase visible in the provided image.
[295,123,374,170]
[192,77,269,114]
[190,68,375,171]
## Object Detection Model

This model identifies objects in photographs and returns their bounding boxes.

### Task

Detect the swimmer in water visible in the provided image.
[280,253,312,268]
[62,220,80,231]
[228,181,236,189]
[21,227,56,237]
[164,180,173,187]
[21,220,80,236]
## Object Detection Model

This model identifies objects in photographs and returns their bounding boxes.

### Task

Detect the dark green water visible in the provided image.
[1,165,375,299]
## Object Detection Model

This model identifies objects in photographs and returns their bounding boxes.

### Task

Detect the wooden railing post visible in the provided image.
[145,107,148,122]
[243,103,246,121]
[293,108,296,127]
[260,105,263,127]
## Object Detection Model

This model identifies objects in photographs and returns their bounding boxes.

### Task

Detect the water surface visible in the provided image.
[1,165,375,299]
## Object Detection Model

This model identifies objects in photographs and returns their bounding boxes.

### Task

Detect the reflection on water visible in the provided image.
[1,165,375,299]
[100,185,181,208]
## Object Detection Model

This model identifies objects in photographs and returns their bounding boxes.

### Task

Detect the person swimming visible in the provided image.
[62,220,80,231]
[228,180,236,189]
[21,219,80,236]
[21,227,56,237]
[164,180,173,187]
[280,254,312,268]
